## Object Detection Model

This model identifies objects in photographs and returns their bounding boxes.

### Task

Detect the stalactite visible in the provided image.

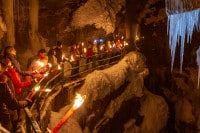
[167,8,200,72]
[166,0,200,91]
[29,0,38,33]
[2,0,15,46]
[29,0,41,53]
[196,47,200,89]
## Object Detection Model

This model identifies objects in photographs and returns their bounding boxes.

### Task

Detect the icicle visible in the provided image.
[167,9,200,72]
[196,47,200,89]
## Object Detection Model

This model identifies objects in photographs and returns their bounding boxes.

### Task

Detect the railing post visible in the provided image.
[61,63,64,79]
[24,107,42,133]
[25,113,32,133]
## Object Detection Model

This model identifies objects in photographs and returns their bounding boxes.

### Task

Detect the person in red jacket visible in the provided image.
[2,58,32,95]
[86,41,93,71]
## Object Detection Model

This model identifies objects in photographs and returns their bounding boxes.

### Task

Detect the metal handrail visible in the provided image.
[23,49,126,132]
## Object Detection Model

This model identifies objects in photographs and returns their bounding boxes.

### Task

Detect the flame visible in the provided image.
[84,48,87,53]
[62,54,65,61]
[44,73,49,77]
[48,63,52,68]
[37,61,45,67]
[57,65,62,70]
[34,86,40,91]
[112,43,116,48]
[45,88,51,92]
[73,93,86,109]
[124,41,128,46]
[100,46,103,50]
[81,42,84,46]
[70,55,75,62]
[135,35,139,41]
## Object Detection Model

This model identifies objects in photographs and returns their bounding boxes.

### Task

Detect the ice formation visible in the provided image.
[196,47,200,88]
[167,8,200,72]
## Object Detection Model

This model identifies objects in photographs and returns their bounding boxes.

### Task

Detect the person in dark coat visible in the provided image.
[0,73,31,131]
[48,48,58,69]
[54,41,64,64]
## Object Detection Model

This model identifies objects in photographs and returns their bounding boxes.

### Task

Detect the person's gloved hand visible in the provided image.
[25,98,33,108]
[31,70,38,75]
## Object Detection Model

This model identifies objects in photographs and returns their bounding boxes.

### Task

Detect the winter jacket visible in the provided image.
[86,48,93,58]
[0,74,28,130]
[55,47,63,63]
[4,68,32,94]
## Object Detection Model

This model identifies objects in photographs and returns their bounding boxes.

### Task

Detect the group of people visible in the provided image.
[69,39,124,62]
[0,41,64,132]
[68,39,127,76]
[0,38,127,132]
[0,46,36,132]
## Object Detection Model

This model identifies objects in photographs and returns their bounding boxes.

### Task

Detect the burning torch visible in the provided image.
[52,93,86,133]
[28,86,41,100]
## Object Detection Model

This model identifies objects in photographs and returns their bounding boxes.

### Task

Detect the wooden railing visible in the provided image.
[23,49,127,132]
[0,124,10,133]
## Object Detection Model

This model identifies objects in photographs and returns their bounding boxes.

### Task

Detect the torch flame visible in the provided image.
[100,46,103,50]
[135,35,139,41]
[34,86,40,91]
[70,55,75,62]
[51,93,86,133]
[57,65,61,70]
[48,63,52,68]
[37,61,45,67]
[123,40,129,46]
[81,42,84,46]
[45,88,51,92]
[73,93,86,109]
[84,48,87,53]
[62,54,66,61]
[44,73,49,77]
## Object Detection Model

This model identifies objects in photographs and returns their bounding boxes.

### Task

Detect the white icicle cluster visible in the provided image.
[167,9,200,72]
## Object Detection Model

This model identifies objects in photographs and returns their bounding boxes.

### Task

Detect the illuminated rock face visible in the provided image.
[49,51,169,133]
[71,0,125,34]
